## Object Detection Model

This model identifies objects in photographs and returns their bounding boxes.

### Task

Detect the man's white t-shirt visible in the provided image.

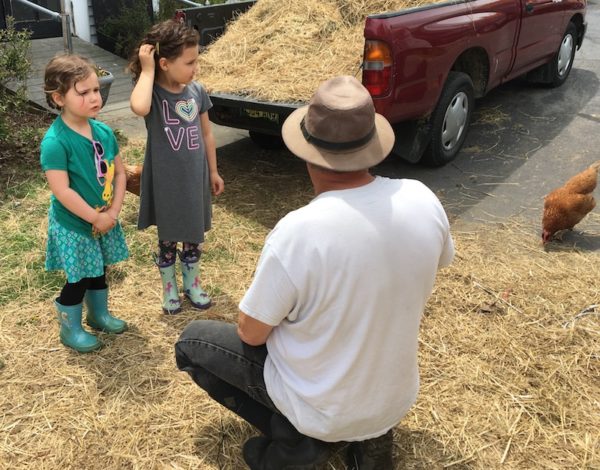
[239,176,454,442]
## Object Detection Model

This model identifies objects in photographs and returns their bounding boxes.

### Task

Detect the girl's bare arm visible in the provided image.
[130,44,156,116]
[106,155,126,220]
[45,170,114,233]
[201,112,224,196]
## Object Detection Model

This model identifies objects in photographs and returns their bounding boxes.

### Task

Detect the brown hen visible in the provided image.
[125,164,143,196]
[542,161,600,243]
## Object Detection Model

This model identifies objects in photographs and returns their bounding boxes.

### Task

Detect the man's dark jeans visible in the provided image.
[175,319,280,436]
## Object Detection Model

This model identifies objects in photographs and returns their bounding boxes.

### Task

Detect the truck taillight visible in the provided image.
[174,10,186,23]
[362,40,392,97]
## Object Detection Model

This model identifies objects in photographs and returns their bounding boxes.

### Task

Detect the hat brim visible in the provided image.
[281,105,395,171]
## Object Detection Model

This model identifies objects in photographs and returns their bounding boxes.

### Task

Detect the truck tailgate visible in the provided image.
[209,93,300,135]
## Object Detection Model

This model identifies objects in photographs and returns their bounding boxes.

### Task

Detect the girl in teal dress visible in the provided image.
[40,54,129,353]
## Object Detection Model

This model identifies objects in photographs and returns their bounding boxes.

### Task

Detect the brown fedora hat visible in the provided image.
[282,75,395,171]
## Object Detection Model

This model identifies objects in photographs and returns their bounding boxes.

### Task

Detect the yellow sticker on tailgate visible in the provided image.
[243,108,279,123]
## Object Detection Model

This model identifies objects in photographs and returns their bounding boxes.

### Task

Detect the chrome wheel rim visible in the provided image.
[442,92,469,151]
[558,34,574,78]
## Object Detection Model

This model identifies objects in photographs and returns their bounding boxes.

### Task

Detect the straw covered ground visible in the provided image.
[197,0,435,102]
[1,137,599,469]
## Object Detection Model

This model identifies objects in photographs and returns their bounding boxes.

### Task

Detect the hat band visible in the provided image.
[300,117,375,151]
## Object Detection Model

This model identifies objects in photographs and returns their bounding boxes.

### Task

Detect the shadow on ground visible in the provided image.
[215,68,599,229]
[192,414,472,470]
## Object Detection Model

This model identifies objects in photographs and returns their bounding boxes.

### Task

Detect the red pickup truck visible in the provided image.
[176,0,587,166]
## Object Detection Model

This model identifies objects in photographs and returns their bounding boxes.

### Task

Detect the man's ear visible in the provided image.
[51,91,64,108]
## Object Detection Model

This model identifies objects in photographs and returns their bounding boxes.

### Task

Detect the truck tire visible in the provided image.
[526,22,577,87]
[249,131,285,149]
[547,22,577,88]
[421,72,474,167]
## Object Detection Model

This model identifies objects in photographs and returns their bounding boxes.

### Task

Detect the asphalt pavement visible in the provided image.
[388,0,599,239]
[378,0,600,248]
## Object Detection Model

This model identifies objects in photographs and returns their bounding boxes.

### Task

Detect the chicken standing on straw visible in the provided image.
[125,164,143,196]
[542,160,600,243]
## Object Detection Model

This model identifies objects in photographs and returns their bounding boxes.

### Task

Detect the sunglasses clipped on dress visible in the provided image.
[92,140,107,186]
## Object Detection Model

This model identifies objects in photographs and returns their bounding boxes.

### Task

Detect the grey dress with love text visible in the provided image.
[138,82,212,243]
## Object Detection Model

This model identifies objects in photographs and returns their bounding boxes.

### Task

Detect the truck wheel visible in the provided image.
[421,72,474,167]
[548,22,577,88]
[249,131,285,149]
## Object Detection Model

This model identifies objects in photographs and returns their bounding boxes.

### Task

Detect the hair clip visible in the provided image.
[155,42,160,56]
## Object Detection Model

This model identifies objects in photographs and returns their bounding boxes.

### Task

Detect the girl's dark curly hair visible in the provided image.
[43,54,96,110]
[128,20,200,82]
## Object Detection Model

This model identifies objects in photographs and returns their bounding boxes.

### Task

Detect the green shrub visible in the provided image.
[157,0,179,21]
[97,0,152,59]
[0,17,32,140]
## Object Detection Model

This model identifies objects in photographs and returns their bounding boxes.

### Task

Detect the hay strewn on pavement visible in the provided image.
[1,142,599,469]
[197,0,434,102]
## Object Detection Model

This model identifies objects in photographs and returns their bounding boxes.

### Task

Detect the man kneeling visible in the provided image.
[175,75,455,469]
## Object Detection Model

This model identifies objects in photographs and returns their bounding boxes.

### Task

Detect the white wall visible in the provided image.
[68,0,91,42]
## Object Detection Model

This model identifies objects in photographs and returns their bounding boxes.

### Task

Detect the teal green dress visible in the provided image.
[40,116,129,283]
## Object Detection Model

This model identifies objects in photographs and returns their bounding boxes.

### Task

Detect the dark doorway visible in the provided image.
[1,0,62,39]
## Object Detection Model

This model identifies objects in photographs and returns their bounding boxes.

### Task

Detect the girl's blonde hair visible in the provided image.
[43,54,97,110]
[128,20,200,82]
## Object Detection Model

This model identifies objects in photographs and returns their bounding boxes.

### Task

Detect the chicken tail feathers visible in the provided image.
[562,161,600,195]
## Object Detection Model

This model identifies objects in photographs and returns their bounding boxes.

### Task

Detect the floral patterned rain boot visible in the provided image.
[156,257,182,314]
[179,250,211,310]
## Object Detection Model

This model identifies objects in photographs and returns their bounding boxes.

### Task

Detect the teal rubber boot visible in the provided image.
[156,257,182,314]
[180,251,211,310]
[85,288,127,334]
[55,300,101,353]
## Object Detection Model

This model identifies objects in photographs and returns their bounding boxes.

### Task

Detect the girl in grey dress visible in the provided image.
[129,20,224,314]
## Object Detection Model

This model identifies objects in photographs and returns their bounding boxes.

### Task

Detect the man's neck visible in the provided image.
[308,164,375,195]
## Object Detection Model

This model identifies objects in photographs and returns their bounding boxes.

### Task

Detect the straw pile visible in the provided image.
[1,141,599,469]
[197,0,434,102]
